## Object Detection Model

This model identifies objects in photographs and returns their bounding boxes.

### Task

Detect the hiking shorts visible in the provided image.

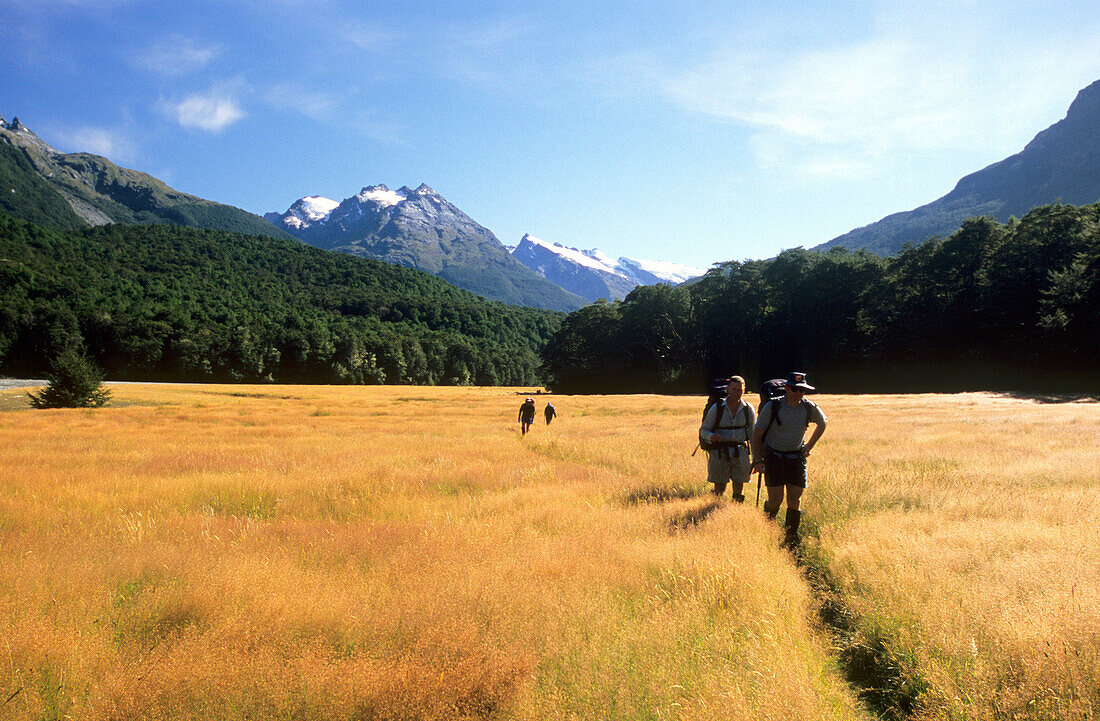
[707,444,752,486]
[763,448,808,488]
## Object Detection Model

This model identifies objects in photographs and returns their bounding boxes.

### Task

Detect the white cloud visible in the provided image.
[630,8,1100,181]
[136,35,223,76]
[165,85,246,132]
[55,126,137,163]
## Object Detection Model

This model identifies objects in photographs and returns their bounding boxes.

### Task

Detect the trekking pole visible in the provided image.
[755,470,762,507]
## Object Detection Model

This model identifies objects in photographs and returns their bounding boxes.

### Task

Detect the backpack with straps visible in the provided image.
[757,378,786,413]
[698,378,728,451]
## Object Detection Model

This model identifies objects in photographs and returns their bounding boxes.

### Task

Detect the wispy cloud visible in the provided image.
[338,22,402,52]
[623,10,1100,181]
[264,84,338,121]
[54,126,137,163]
[163,84,247,132]
[447,16,533,52]
[135,35,223,76]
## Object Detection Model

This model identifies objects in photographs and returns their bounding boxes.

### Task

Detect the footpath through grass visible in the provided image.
[0,386,1096,720]
[0,384,863,721]
[804,393,1099,720]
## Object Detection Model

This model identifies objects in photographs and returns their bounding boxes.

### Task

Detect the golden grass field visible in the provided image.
[0,384,1096,720]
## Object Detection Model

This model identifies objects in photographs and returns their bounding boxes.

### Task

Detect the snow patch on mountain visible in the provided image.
[522,235,619,275]
[617,257,707,285]
[297,196,339,221]
[265,195,339,230]
[511,234,705,286]
[356,185,405,208]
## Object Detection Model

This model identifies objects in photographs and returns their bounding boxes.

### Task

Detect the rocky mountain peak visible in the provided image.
[0,115,57,155]
[1066,78,1100,119]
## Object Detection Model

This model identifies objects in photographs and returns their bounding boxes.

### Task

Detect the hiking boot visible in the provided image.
[783,509,802,547]
[763,504,779,520]
[732,494,745,503]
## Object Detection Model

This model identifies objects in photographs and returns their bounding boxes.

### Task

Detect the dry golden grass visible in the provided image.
[0,385,863,721]
[2,386,1095,720]
[808,393,1100,720]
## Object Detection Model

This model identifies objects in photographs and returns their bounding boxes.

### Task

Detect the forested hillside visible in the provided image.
[544,203,1100,393]
[0,213,561,385]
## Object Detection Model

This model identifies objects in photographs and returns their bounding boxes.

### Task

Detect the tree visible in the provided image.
[28,348,111,409]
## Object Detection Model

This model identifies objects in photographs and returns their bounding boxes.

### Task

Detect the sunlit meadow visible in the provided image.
[0,385,1096,720]
[0,384,860,721]
[808,393,1100,720]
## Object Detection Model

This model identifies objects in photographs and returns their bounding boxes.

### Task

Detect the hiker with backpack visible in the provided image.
[751,371,828,546]
[544,402,557,425]
[518,397,536,435]
[699,376,757,502]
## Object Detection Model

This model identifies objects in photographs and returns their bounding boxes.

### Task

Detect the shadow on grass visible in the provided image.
[623,484,702,505]
[996,391,1099,404]
[666,500,723,531]
[793,543,929,720]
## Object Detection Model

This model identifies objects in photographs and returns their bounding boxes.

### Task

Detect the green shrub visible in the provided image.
[28,349,111,408]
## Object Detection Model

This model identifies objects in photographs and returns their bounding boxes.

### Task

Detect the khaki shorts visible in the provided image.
[707,445,752,486]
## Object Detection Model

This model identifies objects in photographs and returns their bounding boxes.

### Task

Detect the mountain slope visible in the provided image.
[818,79,1100,254]
[510,234,639,302]
[509,234,706,302]
[0,116,290,238]
[267,185,586,312]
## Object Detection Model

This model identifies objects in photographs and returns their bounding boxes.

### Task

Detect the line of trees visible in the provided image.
[542,203,1100,393]
[0,214,561,385]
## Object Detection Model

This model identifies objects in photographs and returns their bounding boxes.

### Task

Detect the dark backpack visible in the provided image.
[696,378,728,453]
[758,378,786,412]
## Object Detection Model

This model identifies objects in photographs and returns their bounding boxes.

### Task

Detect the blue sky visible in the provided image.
[2,0,1099,270]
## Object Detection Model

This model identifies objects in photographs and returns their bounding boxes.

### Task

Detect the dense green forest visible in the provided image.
[543,203,1100,394]
[0,213,561,385]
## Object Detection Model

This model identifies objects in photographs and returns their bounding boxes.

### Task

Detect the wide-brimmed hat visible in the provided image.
[785,371,815,392]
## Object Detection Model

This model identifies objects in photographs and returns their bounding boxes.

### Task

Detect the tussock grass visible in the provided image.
[807,393,1099,720]
[0,385,862,720]
[3,387,1093,720]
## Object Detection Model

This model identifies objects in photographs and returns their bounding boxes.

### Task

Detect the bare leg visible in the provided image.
[764,484,784,518]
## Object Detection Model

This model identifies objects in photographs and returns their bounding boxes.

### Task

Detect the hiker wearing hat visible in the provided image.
[751,371,828,546]
[700,376,757,502]
[518,397,537,435]
[544,402,557,425]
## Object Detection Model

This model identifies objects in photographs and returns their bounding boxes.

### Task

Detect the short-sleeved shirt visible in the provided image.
[700,400,756,444]
[754,399,827,452]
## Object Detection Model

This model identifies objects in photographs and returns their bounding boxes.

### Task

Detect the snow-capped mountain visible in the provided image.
[265,196,340,231]
[266,185,586,312]
[509,234,706,302]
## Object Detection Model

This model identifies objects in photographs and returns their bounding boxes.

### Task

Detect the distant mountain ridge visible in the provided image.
[267,185,586,312]
[818,78,1100,254]
[508,233,706,302]
[0,116,288,239]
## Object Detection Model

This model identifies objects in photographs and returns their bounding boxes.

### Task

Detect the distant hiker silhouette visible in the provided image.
[544,402,556,425]
[518,397,536,435]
